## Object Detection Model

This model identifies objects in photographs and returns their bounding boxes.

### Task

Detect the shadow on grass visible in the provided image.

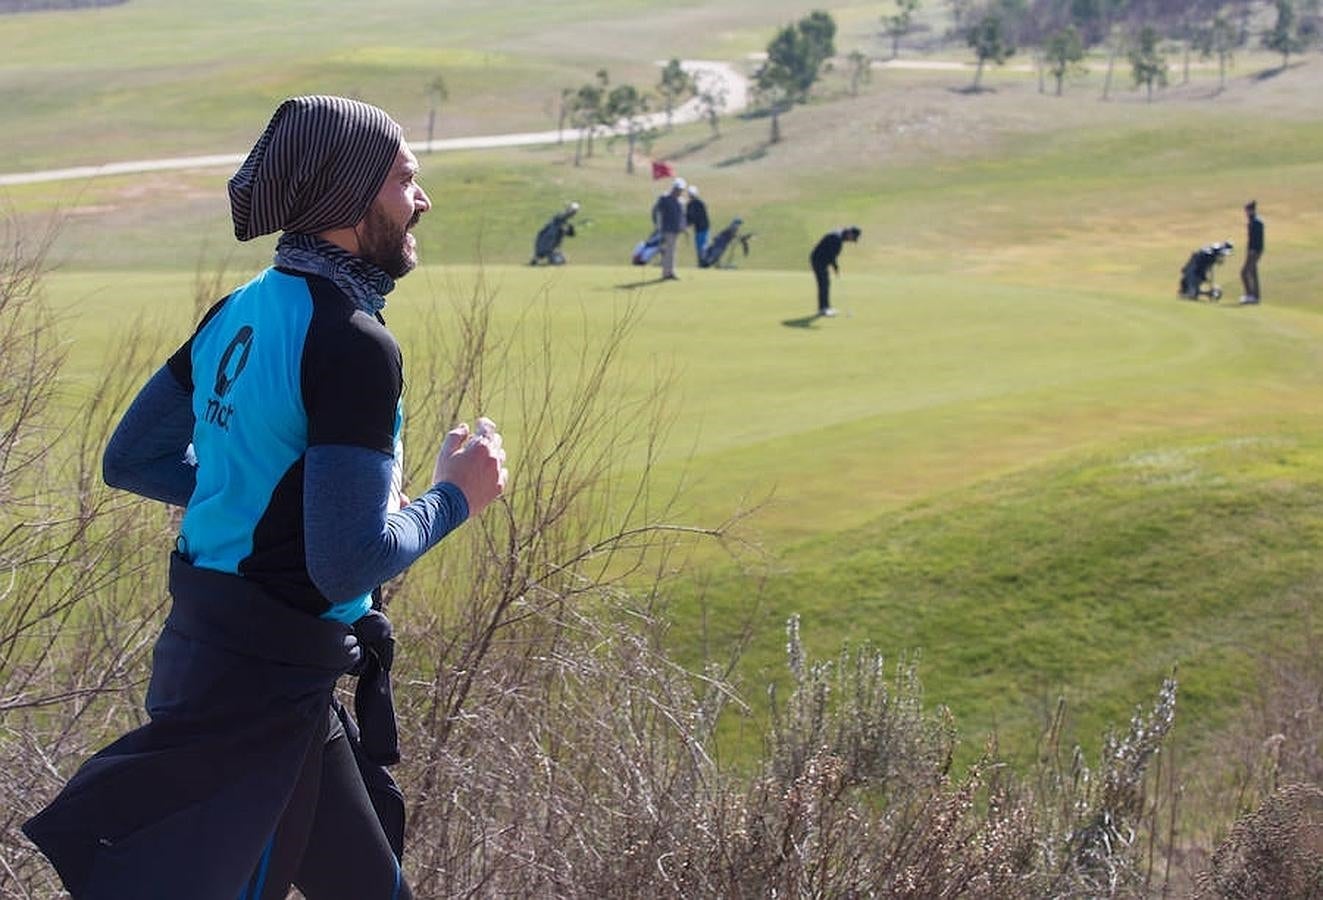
[781,314,822,329]
[668,134,720,161]
[1251,61,1306,82]
[949,84,996,95]
[614,276,668,290]
[716,144,769,168]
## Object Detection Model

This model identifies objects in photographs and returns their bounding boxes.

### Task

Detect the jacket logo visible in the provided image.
[205,325,253,431]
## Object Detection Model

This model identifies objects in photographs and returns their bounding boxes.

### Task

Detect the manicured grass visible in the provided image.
[38,251,1323,767]
[673,427,1323,766]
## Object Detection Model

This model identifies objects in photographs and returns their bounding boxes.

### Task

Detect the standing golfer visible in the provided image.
[686,184,710,266]
[654,176,687,280]
[23,96,508,900]
[1240,200,1264,305]
[810,226,862,316]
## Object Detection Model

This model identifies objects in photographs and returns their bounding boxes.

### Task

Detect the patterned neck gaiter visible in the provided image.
[274,232,395,315]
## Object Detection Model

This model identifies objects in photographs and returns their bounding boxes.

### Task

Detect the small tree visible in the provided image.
[692,70,728,136]
[1100,22,1125,100]
[1044,25,1086,96]
[570,69,609,166]
[1195,12,1242,90]
[846,49,873,95]
[751,78,790,145]
[1128,25,1168,102]
[655,59,692,132]
[604,84,653,175]
[425,75,448,152]
[1262,0,1308,68]
[555,86,573,145]
[882,0,922,58]
[799,9,838,64]
[966,11,1016,90]
[755,11,837,142]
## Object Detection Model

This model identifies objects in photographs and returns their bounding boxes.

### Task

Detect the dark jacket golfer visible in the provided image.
[810,226,862,316]
[1240,200,1264,304]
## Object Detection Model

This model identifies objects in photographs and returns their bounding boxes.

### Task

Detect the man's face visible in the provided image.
[358,143,431,278]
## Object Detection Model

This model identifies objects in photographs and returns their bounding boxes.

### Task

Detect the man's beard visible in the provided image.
[359,205,420,278]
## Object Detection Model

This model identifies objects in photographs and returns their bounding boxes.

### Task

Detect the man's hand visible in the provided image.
[432,417,508,517]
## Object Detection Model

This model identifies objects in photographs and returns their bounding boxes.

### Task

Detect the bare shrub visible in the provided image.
[383,279,743,896]
[0,220,172,895]
[709,624,1177,899]
[1036,677,1180,898]
[1193,782,1323,899]
[1245,613,1323,794]
[1171,606,1323,892]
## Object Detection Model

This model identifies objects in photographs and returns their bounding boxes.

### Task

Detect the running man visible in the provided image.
[24,95,508,900]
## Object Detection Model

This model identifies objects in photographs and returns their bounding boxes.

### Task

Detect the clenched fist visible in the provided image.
[432,416,508,517]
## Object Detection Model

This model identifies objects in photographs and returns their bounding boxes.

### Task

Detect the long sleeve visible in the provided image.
[103,366,197,506]
[304,444,468,605]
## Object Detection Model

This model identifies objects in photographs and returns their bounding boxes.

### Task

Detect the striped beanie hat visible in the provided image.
[228,96,403,241]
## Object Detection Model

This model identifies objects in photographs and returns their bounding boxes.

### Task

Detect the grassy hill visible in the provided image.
[6,0,1323,784]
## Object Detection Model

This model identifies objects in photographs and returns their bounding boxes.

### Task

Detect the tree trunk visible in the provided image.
[573,132,583,167]
[892,33,900,59]
[427,107,437,152]
[1055,72,1064,96]
[1182,44,1190,84]
[625,130,636,174]
[1146,79,1154,103]
[1035,51,1045,93]
[1102,39,1119,100]
[770,109,781,144]
[1219,53,1227,89]
[973,58,985,90]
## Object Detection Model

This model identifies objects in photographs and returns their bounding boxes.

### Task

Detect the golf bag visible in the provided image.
[632,229,662,266]
[530,205,579,265]
[1178,240,1233,301]
[699,217,752,269]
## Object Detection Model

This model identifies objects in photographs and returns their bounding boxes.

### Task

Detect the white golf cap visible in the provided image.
[672,176,687,191]
[687,184,699,196]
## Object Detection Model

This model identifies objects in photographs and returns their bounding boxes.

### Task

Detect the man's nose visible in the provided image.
[416,186,432,213]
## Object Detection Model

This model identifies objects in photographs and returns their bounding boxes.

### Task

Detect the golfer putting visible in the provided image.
[810,226,861,317]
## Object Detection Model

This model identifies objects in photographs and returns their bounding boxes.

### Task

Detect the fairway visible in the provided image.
[38,249,1323,765]
[7,0,1323,780]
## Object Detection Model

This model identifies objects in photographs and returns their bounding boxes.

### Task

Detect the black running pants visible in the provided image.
[250,711,412,900]
[812,260,832,312]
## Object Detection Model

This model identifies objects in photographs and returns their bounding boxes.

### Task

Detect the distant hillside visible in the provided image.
[0,0,125,11]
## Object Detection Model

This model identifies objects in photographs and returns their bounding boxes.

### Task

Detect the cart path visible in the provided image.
[0,60,747,187]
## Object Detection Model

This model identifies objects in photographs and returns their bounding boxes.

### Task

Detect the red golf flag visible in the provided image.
[651,160,675,180]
